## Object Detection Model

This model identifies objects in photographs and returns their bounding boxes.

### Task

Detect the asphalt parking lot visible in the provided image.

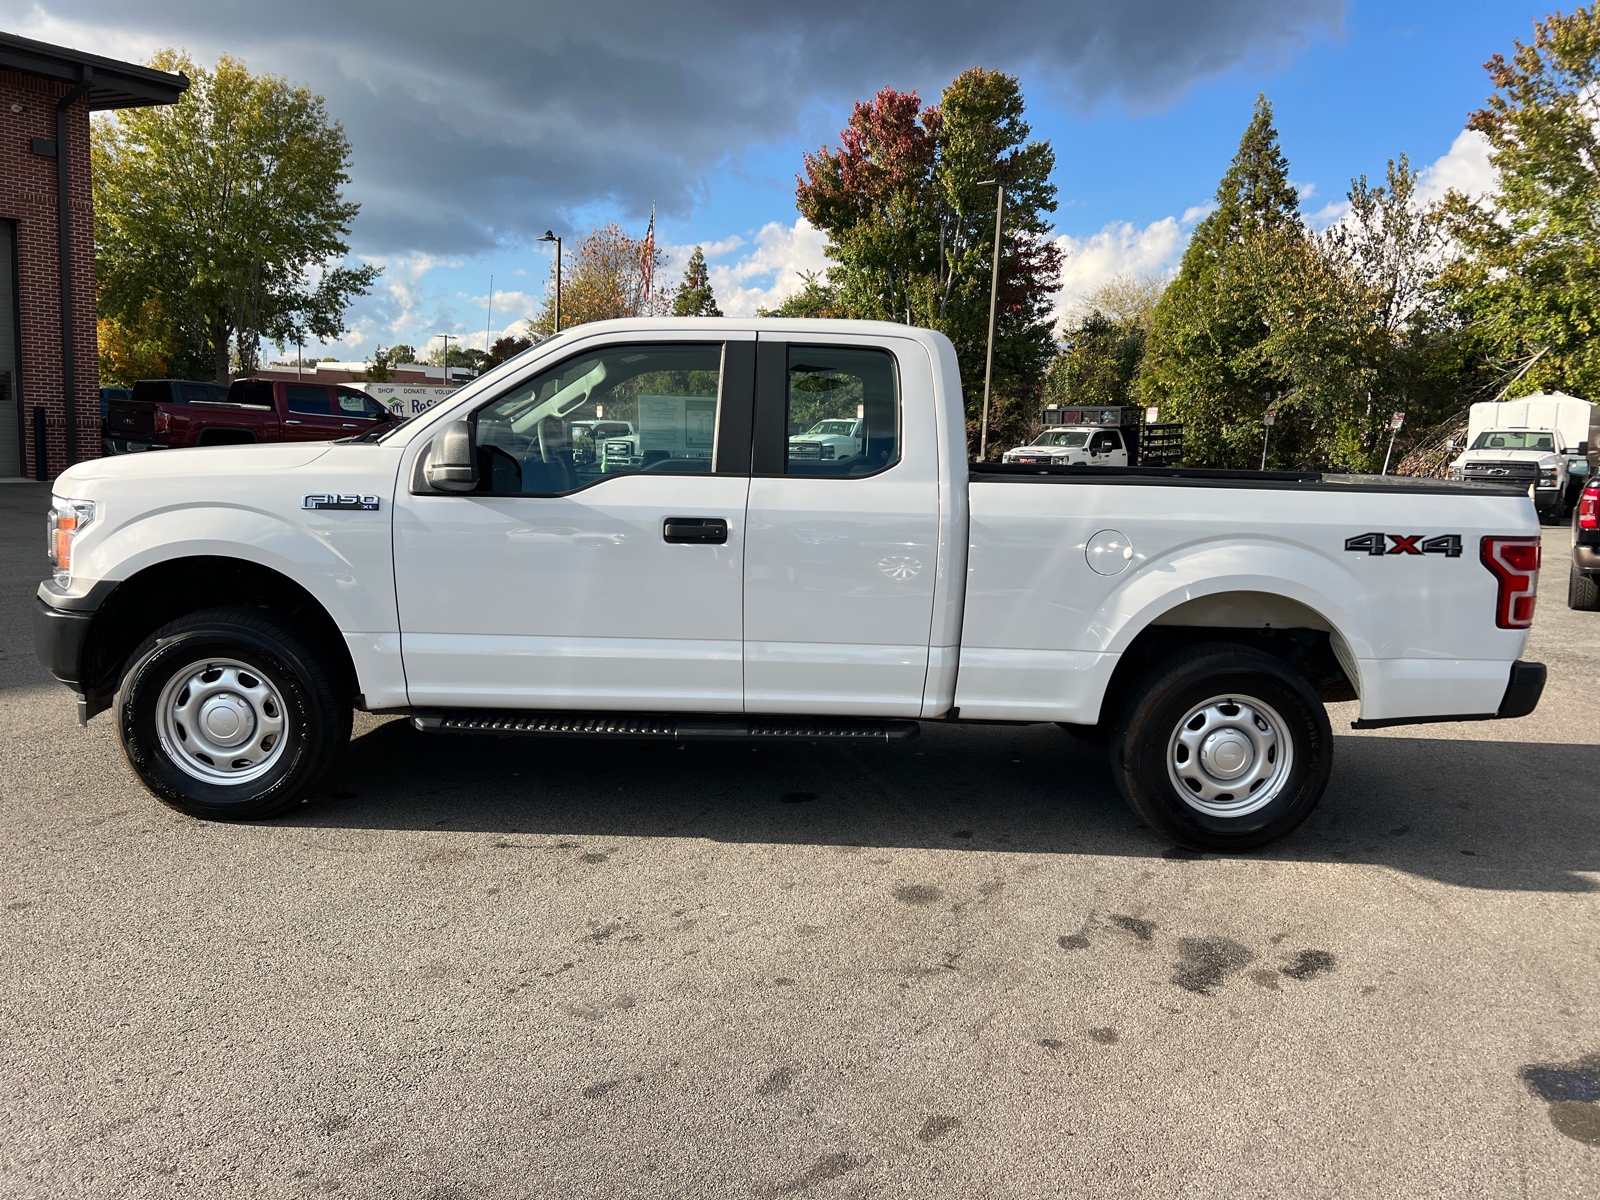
[2,478,1597,1199]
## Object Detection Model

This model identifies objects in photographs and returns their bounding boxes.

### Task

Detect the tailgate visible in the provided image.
[106,398,155,441]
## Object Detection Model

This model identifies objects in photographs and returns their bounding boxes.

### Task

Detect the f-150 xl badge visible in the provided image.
[302,494,380,511]
[1344,532,1461,557]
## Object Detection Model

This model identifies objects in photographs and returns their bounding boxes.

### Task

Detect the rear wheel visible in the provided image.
[115,607,350,820]
[1110,644,1332,851]
[1570,561,1600,611]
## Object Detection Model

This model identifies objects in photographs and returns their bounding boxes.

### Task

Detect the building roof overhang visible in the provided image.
[0,31,188,109]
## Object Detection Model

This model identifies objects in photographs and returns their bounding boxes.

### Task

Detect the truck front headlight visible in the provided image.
[47,497,95,587]
[1448,468,1464,481]
[1539,468,1559,487]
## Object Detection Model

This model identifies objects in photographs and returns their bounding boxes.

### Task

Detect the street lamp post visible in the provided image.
[438,333,453,386]
[976,180,1004,461]
[538,230,562,332]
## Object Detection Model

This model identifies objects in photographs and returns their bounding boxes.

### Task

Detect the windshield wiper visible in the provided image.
[340,417,413,443]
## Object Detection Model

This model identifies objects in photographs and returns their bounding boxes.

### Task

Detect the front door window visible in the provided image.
[472,342,723,494]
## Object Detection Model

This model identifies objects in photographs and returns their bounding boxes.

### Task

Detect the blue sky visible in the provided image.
[7,0,1530,361]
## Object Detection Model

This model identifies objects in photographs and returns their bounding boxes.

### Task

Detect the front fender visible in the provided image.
[72,501,396,636]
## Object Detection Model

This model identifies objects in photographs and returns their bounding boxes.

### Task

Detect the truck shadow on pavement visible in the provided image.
[286,716,1600,893]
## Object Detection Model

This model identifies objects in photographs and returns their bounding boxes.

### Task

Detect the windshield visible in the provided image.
[1032,430,1090,447]
[804,420,857,436]
[1472,431,1555,452]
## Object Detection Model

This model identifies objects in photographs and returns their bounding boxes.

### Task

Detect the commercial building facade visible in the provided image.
[0,33,186,479]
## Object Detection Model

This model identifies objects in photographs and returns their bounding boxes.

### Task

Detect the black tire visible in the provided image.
[1109,643,1333,852]
[1570,561,1600,611]
[115,606,351,820]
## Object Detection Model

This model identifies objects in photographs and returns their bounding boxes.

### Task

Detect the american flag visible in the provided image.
[640,203,656,308]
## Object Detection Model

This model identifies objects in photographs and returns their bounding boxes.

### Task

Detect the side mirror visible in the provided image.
[424,421,478,492]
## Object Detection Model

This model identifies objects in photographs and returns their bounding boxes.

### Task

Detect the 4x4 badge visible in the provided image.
[1344,532,1462,557]
[303,494,380,511]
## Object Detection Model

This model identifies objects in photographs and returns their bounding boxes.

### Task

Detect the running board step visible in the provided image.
[410,711,919,742]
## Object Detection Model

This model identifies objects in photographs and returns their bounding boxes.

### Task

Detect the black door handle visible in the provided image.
[663,517,728,544]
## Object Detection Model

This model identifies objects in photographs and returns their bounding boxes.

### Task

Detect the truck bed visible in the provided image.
[955,459,1536,726]
[968,460,1527,497]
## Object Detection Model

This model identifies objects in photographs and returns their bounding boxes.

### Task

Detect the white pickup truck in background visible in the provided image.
[1002,426,1130,467]
[35,319,1547,851]
[1450,393,1597,523]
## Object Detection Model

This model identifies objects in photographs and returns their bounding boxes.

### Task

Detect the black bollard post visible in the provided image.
[32,406,47,481]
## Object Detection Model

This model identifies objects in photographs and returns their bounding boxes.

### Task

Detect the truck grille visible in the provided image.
[788,443,821,459]
[1464,461,1539,484]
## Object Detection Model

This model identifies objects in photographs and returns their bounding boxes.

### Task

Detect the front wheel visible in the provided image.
[1110,644,1333,851]
[115,607,351,820]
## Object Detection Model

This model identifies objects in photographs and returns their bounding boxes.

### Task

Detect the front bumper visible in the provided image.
[34,594,92,688]
[1351,660,1546,729]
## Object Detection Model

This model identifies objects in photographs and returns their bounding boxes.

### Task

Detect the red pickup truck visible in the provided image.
[104,378,398,454]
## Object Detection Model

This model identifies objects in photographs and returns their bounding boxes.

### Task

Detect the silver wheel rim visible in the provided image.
[1166,693,1294,818]
[155,657,291,786]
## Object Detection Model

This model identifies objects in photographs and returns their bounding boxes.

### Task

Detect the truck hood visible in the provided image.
[1451,448,1559,469]
[55,442,333,489]
[1006,447,1087,462]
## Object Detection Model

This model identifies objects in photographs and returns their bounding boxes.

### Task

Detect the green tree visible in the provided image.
[93,50,378,382]
[671,246,722,316]
[758,271,847,318]
[796,69,1062,454]
[1439,5,1600,398]
[1044,274,1166,412]
[97,298,177,387]
[1141,95,1307,467]
[486,331,535,367]
[530,223,668,334]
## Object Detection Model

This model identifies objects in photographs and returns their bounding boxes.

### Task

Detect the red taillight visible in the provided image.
[1580,481,1599,530]
[153,409,172,434]
[1481,536,1541,629]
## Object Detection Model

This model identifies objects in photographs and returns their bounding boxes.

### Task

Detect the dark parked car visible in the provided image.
[104,380,231,454]
[99,386,132,456]
[1570,474,1600,610]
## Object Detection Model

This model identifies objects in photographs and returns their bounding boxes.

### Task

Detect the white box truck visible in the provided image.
[1450,392,1597,523]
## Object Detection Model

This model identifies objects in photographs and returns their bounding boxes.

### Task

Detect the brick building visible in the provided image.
[0,33,186,480]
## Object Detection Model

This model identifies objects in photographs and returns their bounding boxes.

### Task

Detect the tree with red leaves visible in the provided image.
[796,69,1062,455]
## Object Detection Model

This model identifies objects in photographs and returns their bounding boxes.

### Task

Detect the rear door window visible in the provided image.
[181,383,211,404]
[286,385,332,415]
[228,381,274,408]
[783,346,899,477]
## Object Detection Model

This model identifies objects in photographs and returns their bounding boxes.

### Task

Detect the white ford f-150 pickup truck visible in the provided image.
[34,319,1547,850]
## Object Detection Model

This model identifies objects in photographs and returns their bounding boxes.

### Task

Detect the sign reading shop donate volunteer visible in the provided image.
[356,384,459,418]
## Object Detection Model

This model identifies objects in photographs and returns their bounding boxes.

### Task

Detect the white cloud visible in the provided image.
[1306,199,1351,229]
[1181,204,1217,225]
[1416,129,1496,204]
[705,218,831,316]
[1051,217,1187,326]
[696,235,748,260]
